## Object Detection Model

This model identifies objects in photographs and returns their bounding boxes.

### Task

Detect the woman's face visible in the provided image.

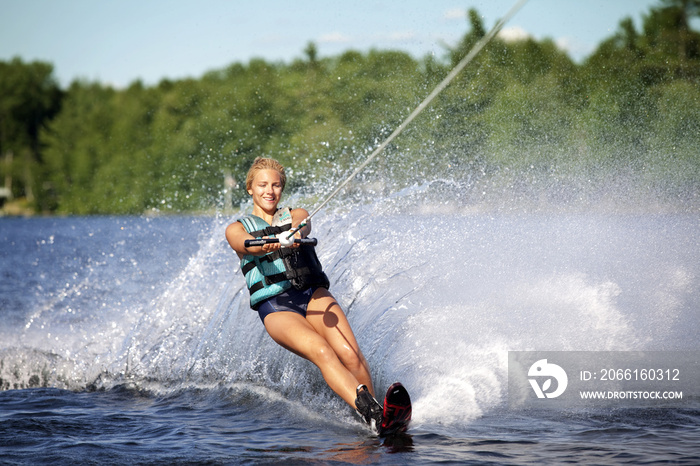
[248,169,283,213]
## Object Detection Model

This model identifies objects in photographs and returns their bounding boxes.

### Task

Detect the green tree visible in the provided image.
[41,81,116,213]
[21,1,699,214]
[0,58,62,209]
[450,8,486,67]
[653,0,700,61]
[644,80,700,191]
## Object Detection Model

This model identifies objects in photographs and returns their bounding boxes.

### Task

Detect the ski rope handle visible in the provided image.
[283,0,528,240]
[244,238,318,247]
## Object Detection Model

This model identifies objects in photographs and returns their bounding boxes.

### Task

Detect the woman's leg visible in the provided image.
[304,288,376,396]
[263,311,360,407]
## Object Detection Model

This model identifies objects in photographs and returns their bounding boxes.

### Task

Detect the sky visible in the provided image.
[1,0,689,89]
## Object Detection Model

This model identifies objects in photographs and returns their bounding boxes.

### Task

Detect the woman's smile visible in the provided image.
[248,169,283,214]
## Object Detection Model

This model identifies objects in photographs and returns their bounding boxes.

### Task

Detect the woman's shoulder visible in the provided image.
[225,220,246,236]
[290,207,309,217]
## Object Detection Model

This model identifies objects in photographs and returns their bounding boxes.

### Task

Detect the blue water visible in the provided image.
[2,201,700,464]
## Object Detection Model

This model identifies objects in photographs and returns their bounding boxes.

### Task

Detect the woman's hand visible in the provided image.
[278,231,295,247]
[260,237,282,253]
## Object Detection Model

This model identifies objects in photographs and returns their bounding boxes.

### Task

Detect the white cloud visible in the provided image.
[555,36,593,61]
[318,32,353,44]
[498,26,531,42]
[257,33,286,45]
[443,8,466,21]
[387,31,416,42]
[556,36,577,52]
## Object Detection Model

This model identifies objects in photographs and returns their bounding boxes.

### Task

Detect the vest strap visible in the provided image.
[248,280,265,294]
[264,272,288,285]
[238,210,328,309]
[248,224,291,238]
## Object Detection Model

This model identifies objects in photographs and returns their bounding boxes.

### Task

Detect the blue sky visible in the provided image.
[1,0,685,88]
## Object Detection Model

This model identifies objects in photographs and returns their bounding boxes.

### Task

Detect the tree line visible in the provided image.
[1,0,699,215]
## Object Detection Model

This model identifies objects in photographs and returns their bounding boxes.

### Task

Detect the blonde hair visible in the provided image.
[245,157,286,192]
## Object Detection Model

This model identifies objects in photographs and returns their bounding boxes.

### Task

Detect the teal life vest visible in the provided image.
[238,208,330,310]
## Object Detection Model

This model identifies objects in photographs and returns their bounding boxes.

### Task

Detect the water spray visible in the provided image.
[250,0,529,246]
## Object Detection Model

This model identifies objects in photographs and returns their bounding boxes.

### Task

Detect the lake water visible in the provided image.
[1,199,699,464]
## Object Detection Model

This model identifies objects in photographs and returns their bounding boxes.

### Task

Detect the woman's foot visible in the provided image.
[355,384,383,430]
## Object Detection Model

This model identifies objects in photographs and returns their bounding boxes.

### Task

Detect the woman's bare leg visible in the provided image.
[305,288,376,396]
[263,311,361,407]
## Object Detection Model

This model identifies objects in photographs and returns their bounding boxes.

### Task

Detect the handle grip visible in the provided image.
[244,238,318,247]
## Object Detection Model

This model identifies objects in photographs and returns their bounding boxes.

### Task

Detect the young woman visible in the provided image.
[225,157,382,429]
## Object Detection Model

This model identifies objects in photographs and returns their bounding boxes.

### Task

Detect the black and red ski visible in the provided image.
[378,382,412,437]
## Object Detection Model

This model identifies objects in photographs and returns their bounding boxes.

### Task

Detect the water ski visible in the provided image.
[378,382,412,437]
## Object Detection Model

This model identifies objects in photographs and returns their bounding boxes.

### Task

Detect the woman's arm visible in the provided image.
[225,221,277,258]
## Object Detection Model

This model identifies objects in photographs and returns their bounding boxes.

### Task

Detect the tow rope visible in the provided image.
[285,0,529,239]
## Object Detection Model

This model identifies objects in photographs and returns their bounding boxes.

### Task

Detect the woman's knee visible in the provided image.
[308,342,338,367]
[336,346,367,373]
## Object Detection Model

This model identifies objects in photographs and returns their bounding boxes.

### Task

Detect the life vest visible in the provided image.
[238,208,330,310]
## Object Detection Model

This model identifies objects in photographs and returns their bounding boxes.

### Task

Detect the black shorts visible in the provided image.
[257,287,317,323]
